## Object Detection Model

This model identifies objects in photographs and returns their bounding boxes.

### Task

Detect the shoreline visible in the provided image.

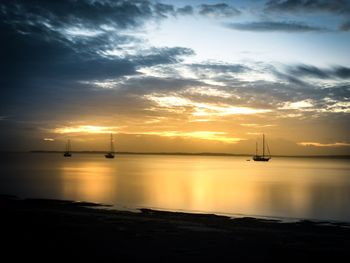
[6,193,350,225]
[2,195,350,262]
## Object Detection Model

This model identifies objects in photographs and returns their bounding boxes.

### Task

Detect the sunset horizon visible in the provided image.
[2,1,350,261]
[1,0,349,155]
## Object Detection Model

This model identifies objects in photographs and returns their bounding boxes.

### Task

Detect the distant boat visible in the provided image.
[253,134,271,162]
[105,133,115,159]
[63,139,72,157]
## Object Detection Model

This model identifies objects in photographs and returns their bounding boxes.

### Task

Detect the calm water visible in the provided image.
[1,153,350,222]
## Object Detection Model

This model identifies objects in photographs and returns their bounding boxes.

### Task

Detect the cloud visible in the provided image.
[184,87,232,98]
[199,3,241,18]
[176,5,194,15]
[288,65,350,79]
[0,0,195,118]
[340,21,350,31]
[0,0,157,32]
[225,21,327,32]
[279,100,314,110]
[189,63,249,74]
[154,2,175,18]
[265,0,350,15]
[298,142,350,147]
[144,93,272,118]
[128,61,349,117]
[289,65,330,78]
[334,67,350,79]
[0,0,195,79]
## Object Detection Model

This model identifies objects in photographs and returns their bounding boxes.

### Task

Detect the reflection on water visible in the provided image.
[61,162,116,202]
[1,153,350,221]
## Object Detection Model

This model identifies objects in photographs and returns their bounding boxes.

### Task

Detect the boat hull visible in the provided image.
[253,156,270,162]
[105,153,115,159]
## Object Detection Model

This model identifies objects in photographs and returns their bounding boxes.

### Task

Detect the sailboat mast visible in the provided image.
[65,140,70,152]
[255,142,258,156]
[110,133,114,153]
[262,134,265,157]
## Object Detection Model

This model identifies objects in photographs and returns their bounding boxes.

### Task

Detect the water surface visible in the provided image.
[1,153,349,222]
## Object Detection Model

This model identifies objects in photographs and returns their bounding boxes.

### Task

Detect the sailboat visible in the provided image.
[105,133,115,159]
[253,134,271,162]
[63,139,72,157]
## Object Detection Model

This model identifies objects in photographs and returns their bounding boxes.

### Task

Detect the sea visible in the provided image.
[1,153,350,222]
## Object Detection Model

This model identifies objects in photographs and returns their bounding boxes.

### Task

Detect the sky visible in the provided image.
[1,0,350,155]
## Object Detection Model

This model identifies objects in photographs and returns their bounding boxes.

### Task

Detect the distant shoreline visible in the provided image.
[14,151,350,159]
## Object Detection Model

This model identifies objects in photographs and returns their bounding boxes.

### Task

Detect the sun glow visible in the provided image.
[54,125,119,134]
[137,131,243,143]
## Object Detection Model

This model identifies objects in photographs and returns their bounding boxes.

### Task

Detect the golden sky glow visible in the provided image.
[54,125,121,134]
[53,126,242,144]
[136,131,243,143]
[3,1,349,155]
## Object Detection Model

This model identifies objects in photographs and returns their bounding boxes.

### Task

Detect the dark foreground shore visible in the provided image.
[1,195,350,262]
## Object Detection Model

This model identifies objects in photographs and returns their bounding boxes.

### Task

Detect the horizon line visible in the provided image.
[2,150,348,158]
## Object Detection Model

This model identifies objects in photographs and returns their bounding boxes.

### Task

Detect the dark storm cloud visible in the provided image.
[226,21,326,32]
[289,65,330,79]
[0,0,195,128]
[334,67,350,79]
[0,0,194,81]
[265,0,350,15]
[1,22,193,83]
[340,21,350,31]
[176,5,194,16]
[199,3,241,18]
[0,0,154,31]
[289,65,350,79]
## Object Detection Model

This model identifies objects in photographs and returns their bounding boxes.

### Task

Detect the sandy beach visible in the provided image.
[1,195,350,262]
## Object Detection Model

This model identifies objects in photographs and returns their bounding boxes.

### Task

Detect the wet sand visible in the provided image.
[1,195,350,262]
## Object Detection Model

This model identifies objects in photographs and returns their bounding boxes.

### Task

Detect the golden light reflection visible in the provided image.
[131,157,341,218]
[55,156,350,220]
[61,162,116,202]
[137,158,272,215]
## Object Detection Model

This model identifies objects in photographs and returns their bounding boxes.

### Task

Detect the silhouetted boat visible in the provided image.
[105,133,115,159]
[63,139,72,157]
[253,134,271,162]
